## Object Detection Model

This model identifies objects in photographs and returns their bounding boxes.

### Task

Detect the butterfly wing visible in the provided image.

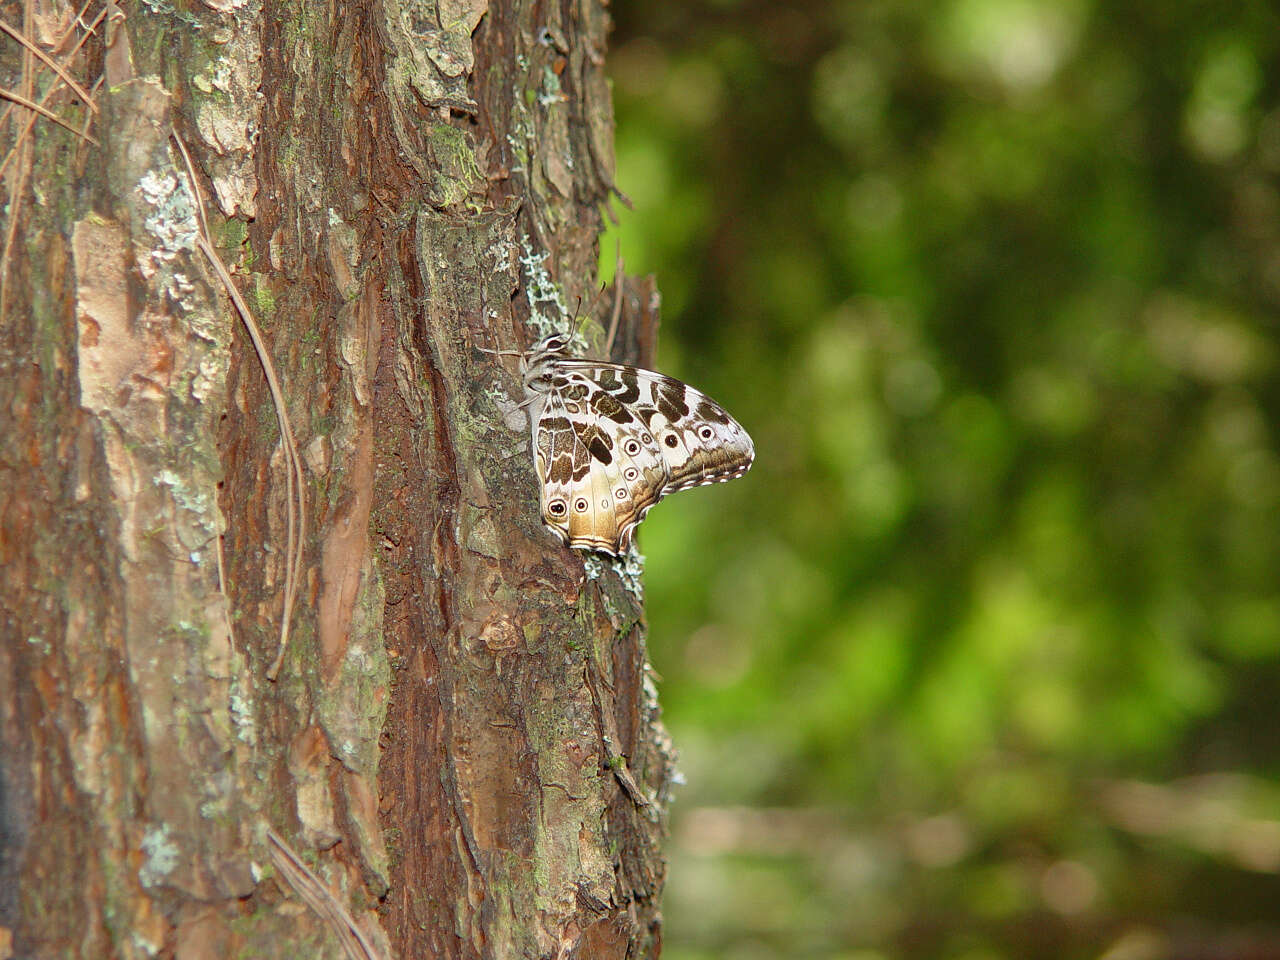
[531,380,670,555]
[559,360,755,493]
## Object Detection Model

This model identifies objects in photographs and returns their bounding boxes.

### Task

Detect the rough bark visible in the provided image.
[0,1,674,957]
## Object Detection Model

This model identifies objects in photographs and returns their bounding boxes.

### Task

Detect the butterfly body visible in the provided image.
[516,333,754,555]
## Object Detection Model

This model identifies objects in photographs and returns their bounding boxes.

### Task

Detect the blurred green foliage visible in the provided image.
[602,1,1280,957]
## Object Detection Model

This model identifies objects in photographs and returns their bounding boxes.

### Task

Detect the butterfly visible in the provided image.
[493,331,754,556]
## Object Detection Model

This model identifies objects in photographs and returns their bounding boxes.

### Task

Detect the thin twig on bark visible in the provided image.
[0,85,98,142]
[0,19,99,113]
[265,829,386,960]
[172,131,307,681]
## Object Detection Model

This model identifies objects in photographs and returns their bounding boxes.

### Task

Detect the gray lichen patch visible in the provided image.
[536,64,565,108]
[229,683,258,746]
[581,546,644,610]
[138,823,180,889]
[154,466,222,562]
[138,168,198,262]
[519,235,581,347]
[614,545,646,602]
[581,554,605,582]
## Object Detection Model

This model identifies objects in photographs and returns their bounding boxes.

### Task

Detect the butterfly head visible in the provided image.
[522,332,576,392]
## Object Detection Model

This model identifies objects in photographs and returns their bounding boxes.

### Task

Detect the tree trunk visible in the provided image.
[0,1,674,957]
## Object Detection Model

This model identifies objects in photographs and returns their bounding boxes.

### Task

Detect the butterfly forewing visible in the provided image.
[521,340,753,556]
[563,361,755,493]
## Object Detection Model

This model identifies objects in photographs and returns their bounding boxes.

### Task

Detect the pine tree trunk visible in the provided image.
[0,2,674,957]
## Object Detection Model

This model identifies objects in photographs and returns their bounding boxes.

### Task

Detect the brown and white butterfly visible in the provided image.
[494,331,754,555]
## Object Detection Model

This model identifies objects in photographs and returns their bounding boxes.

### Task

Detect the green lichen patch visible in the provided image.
[424,124,484,210]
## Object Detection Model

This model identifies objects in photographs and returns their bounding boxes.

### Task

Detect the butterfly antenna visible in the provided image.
[476,321,531,358]
[603,240,624,358]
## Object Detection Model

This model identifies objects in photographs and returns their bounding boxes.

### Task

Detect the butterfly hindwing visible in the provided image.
[533,384,669,554]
